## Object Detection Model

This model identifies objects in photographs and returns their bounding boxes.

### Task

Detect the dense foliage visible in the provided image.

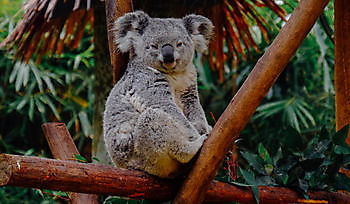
[0,0,95,202]
[0,0,349,203]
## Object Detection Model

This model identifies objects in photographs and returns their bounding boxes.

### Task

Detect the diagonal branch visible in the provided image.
[173,0,331,203]
[42,122,99,204]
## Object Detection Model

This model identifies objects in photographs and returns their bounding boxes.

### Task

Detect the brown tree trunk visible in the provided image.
[334,0,350,145]
[105,0,133,83]
[92,0,114,166]
[42,123,99,204]
[173,0,331,203]
[1,154,349,203]
[334,0,350,178]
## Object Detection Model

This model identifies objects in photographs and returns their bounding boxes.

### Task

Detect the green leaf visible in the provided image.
[22,63,30,87]
[264,164,274,176]
[79,111,93,138]
[257,100,286,111]
[283,174,289,185]
[9,61,20,83]
[258,143,272,164]
[333,125,349,147]
[286,106,300,132]
[239,168,259,204]
[42,75,56,95]
[92,157,100,162]
[274,167,289,185]
[273,147,283,166]
[297,102,316,126]
[16,97,28,110]
[239,168,256,184]
[256,176,275,186]
[24,148,34,156]
[241,151,267,175]
[15,62,25,91]
[74,154,88,163]
[231,182,254,187]
[295,107,309,129]
[41,95,61,120]
[35,189,45,198]
[255,100,286,119]
[321,158,334,167]
[66,114,77,130]
[334,145,350,155]
[298,179,309,199]
[30,64,44,92]
[74,55,81,70]
[34,97,45,113]
[28,98,34,121]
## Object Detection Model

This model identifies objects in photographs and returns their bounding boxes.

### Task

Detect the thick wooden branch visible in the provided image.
[173,0,331,203]
[42,122,99,204]
[334,0,350,145]
[42,123,80,161]
[1,154,349,203]
[0,154,176,200]
[105,0,133,83]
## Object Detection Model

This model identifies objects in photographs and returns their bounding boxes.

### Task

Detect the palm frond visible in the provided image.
[207,0,286,82]
[1,0,287,78]
[0,0,93,64]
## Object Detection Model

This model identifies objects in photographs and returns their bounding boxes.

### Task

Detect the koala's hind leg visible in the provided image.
[133,107,205,177]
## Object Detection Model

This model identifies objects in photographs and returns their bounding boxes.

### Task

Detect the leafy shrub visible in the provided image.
[217,125,350,203]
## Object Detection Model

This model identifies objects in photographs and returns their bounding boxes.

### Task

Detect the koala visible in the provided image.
[103,11,213,178]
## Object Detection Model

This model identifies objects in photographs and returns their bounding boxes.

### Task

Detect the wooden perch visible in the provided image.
[1,154,350,203]
[173,0,331,203]
[42,122,99,204]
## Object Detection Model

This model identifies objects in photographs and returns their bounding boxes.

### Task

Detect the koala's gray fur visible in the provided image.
[103,11,213,178]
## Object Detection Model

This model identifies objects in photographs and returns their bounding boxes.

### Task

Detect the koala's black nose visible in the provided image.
[161,44,174,63]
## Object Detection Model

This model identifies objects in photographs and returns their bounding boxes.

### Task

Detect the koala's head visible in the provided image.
[115,11,213,73]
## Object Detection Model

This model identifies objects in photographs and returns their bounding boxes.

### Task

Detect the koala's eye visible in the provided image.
[176,41,183,48]
[151,43,158,49]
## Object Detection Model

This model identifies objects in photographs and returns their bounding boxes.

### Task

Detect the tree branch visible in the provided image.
[0,154,349,203]
[172,0,331,203]
[42,122,99,204]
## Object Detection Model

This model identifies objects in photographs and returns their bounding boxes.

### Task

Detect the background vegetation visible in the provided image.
[0,0,349,203]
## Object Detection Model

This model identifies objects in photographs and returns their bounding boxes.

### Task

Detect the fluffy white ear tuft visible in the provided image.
[114,11,150,53]
[182,14,214,53]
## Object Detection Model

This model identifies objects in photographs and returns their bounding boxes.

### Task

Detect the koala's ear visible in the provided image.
[183,15,214,53]
[114,11,150,53]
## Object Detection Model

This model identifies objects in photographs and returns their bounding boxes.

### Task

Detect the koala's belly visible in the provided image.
[130,153,184,178]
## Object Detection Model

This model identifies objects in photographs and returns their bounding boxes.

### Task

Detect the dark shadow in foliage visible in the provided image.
[222,125,350,202]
